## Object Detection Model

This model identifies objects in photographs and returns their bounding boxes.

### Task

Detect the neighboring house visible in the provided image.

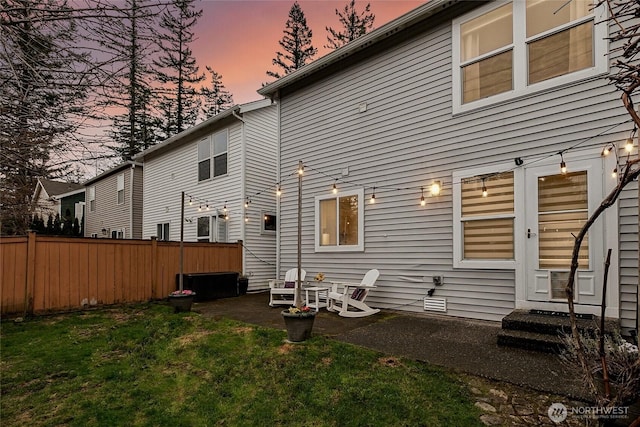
[32,178,85,225]
[83,161,143,239]
[133,99,277,291]
[259,1,639,334]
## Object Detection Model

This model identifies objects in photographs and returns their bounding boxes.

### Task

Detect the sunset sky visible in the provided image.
[191,0,425,104]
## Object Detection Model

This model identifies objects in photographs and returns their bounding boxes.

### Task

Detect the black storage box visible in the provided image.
[176,272,239,301]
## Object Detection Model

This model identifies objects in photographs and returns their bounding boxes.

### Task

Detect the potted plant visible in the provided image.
[168,289,196,313]
[282,305,316,342]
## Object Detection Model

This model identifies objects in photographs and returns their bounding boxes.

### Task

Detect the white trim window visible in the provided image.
[111,228,125,239]
[197,213,228,243]
[88,186,96,212]
[262,211,276,234]
[197,137,211,182]
[157,223,170,241]
[453,169,516,269]
[212,130,228,177]
[116,173,125,205]
[452,0,607,113]
[315,188,364,252]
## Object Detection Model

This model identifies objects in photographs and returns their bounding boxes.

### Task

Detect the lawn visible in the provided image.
[1,303,482,426]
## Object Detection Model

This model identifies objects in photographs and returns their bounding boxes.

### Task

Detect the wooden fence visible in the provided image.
[0,233,243,316]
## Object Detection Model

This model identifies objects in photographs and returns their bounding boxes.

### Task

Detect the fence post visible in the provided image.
[151,236,157,299]
[23,231,36,316]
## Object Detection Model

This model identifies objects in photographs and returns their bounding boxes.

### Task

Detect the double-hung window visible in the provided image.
[116,173,125,205]
[453,0,607,112]
[315,188,364,252]
[88,186,96,212]
[213,130,228,177]
[198,138,211,182]
[453,170,516,269]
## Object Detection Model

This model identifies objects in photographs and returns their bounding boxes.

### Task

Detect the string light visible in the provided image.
[223,202,227,212]
[244,197,250,208]
[612,167,618,178]
[559,152,567,174]
[197,204,202,212]
[224,213,229,220]
[298,163,304,175]
[276,184,282,197]
[332,181,338,194]
[430,181,441,196]
[189,196,193,206]
[420,187,425,206]
[244,214,249,223]
[601,144,614,156]
[625,127,637,153]
[370,186,376,204]
[481,178,488,197]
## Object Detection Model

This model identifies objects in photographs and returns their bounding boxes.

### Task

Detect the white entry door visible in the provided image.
[525,158,604,310]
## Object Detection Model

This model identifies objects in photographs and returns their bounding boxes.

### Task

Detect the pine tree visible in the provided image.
[154,0,204,136]
[99,0,162,160]
[267,2,317,79]
[201,66,234,119]
[325,0,375,50]
[0,0,90,235]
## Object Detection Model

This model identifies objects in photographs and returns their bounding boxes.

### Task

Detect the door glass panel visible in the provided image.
[538,171,588,269]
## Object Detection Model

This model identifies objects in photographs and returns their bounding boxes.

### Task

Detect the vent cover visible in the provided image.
[424,297,447,312]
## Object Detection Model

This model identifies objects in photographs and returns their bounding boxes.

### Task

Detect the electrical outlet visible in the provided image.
[433,275,443,286]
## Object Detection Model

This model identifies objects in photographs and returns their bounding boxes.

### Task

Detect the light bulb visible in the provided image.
[332,183,337,194]
[560,161,567,174]
[430,181,441,196]
[370,194,376,204]
[276,185,282,197]
[420,195,425,206]
[223,202,227,212]
[612,168,617,178]
[482,186,488,197]
[625,138,634,152]
[602,146,611,156]
[244,215,249,223]
[189,197,193,206]
[198,205,202,212]
[298,165,304,175]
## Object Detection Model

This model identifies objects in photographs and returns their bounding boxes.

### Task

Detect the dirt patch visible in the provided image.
[231,326,254,334]
[278,343,295,354]
[321,357,333,366]
[177,330,213,346]
[378,356,403,368]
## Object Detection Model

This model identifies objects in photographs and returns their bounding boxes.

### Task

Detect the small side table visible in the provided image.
[305,285,330,312]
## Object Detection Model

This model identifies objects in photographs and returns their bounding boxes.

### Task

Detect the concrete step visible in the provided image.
[497,329,565,353]
[498,309,620,353]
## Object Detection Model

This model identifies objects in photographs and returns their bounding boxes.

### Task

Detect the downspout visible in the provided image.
[129,164,135,239]
[275,97,281,280]
[232,109,247,275]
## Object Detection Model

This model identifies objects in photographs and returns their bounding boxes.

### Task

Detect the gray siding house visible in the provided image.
[84,161,143,239]
[259,1,639,334]
[133,99,278,291]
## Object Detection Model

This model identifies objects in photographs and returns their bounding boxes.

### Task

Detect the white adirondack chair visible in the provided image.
[269,268,306,306]
[327,269,380,317]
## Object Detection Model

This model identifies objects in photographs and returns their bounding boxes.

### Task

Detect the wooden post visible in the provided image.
[296,160,303,308]
[150,236,157,299]
[24,231,36,317]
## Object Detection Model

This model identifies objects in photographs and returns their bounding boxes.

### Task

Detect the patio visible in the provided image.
[194,291,588,400]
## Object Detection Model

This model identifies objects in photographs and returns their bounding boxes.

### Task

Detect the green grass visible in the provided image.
[1,304,482,427]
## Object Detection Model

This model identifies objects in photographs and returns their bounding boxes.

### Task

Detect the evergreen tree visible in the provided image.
[53,213,62,235]
[267,2,317,79]
[0,0,90,235]
[45,214,54,235]
[99,0,162,160]
[154,0,204,136]
[201,66,234,119]
[325,0,375,50]
[72,217,80,236]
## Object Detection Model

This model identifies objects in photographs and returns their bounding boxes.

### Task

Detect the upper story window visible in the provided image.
[452,0,607,113]
[197,130,228,182]
[116,173,125,205]
[314,188,364,252]
[453,168,516,269]
[88,186,96,212]
[213,130,228,177]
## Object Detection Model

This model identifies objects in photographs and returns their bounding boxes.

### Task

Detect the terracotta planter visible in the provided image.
[282,310,316,342]
[169,294,195,313]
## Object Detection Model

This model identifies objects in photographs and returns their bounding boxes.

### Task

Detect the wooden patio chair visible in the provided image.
[269,268,306,306]
[327,269,380,317]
